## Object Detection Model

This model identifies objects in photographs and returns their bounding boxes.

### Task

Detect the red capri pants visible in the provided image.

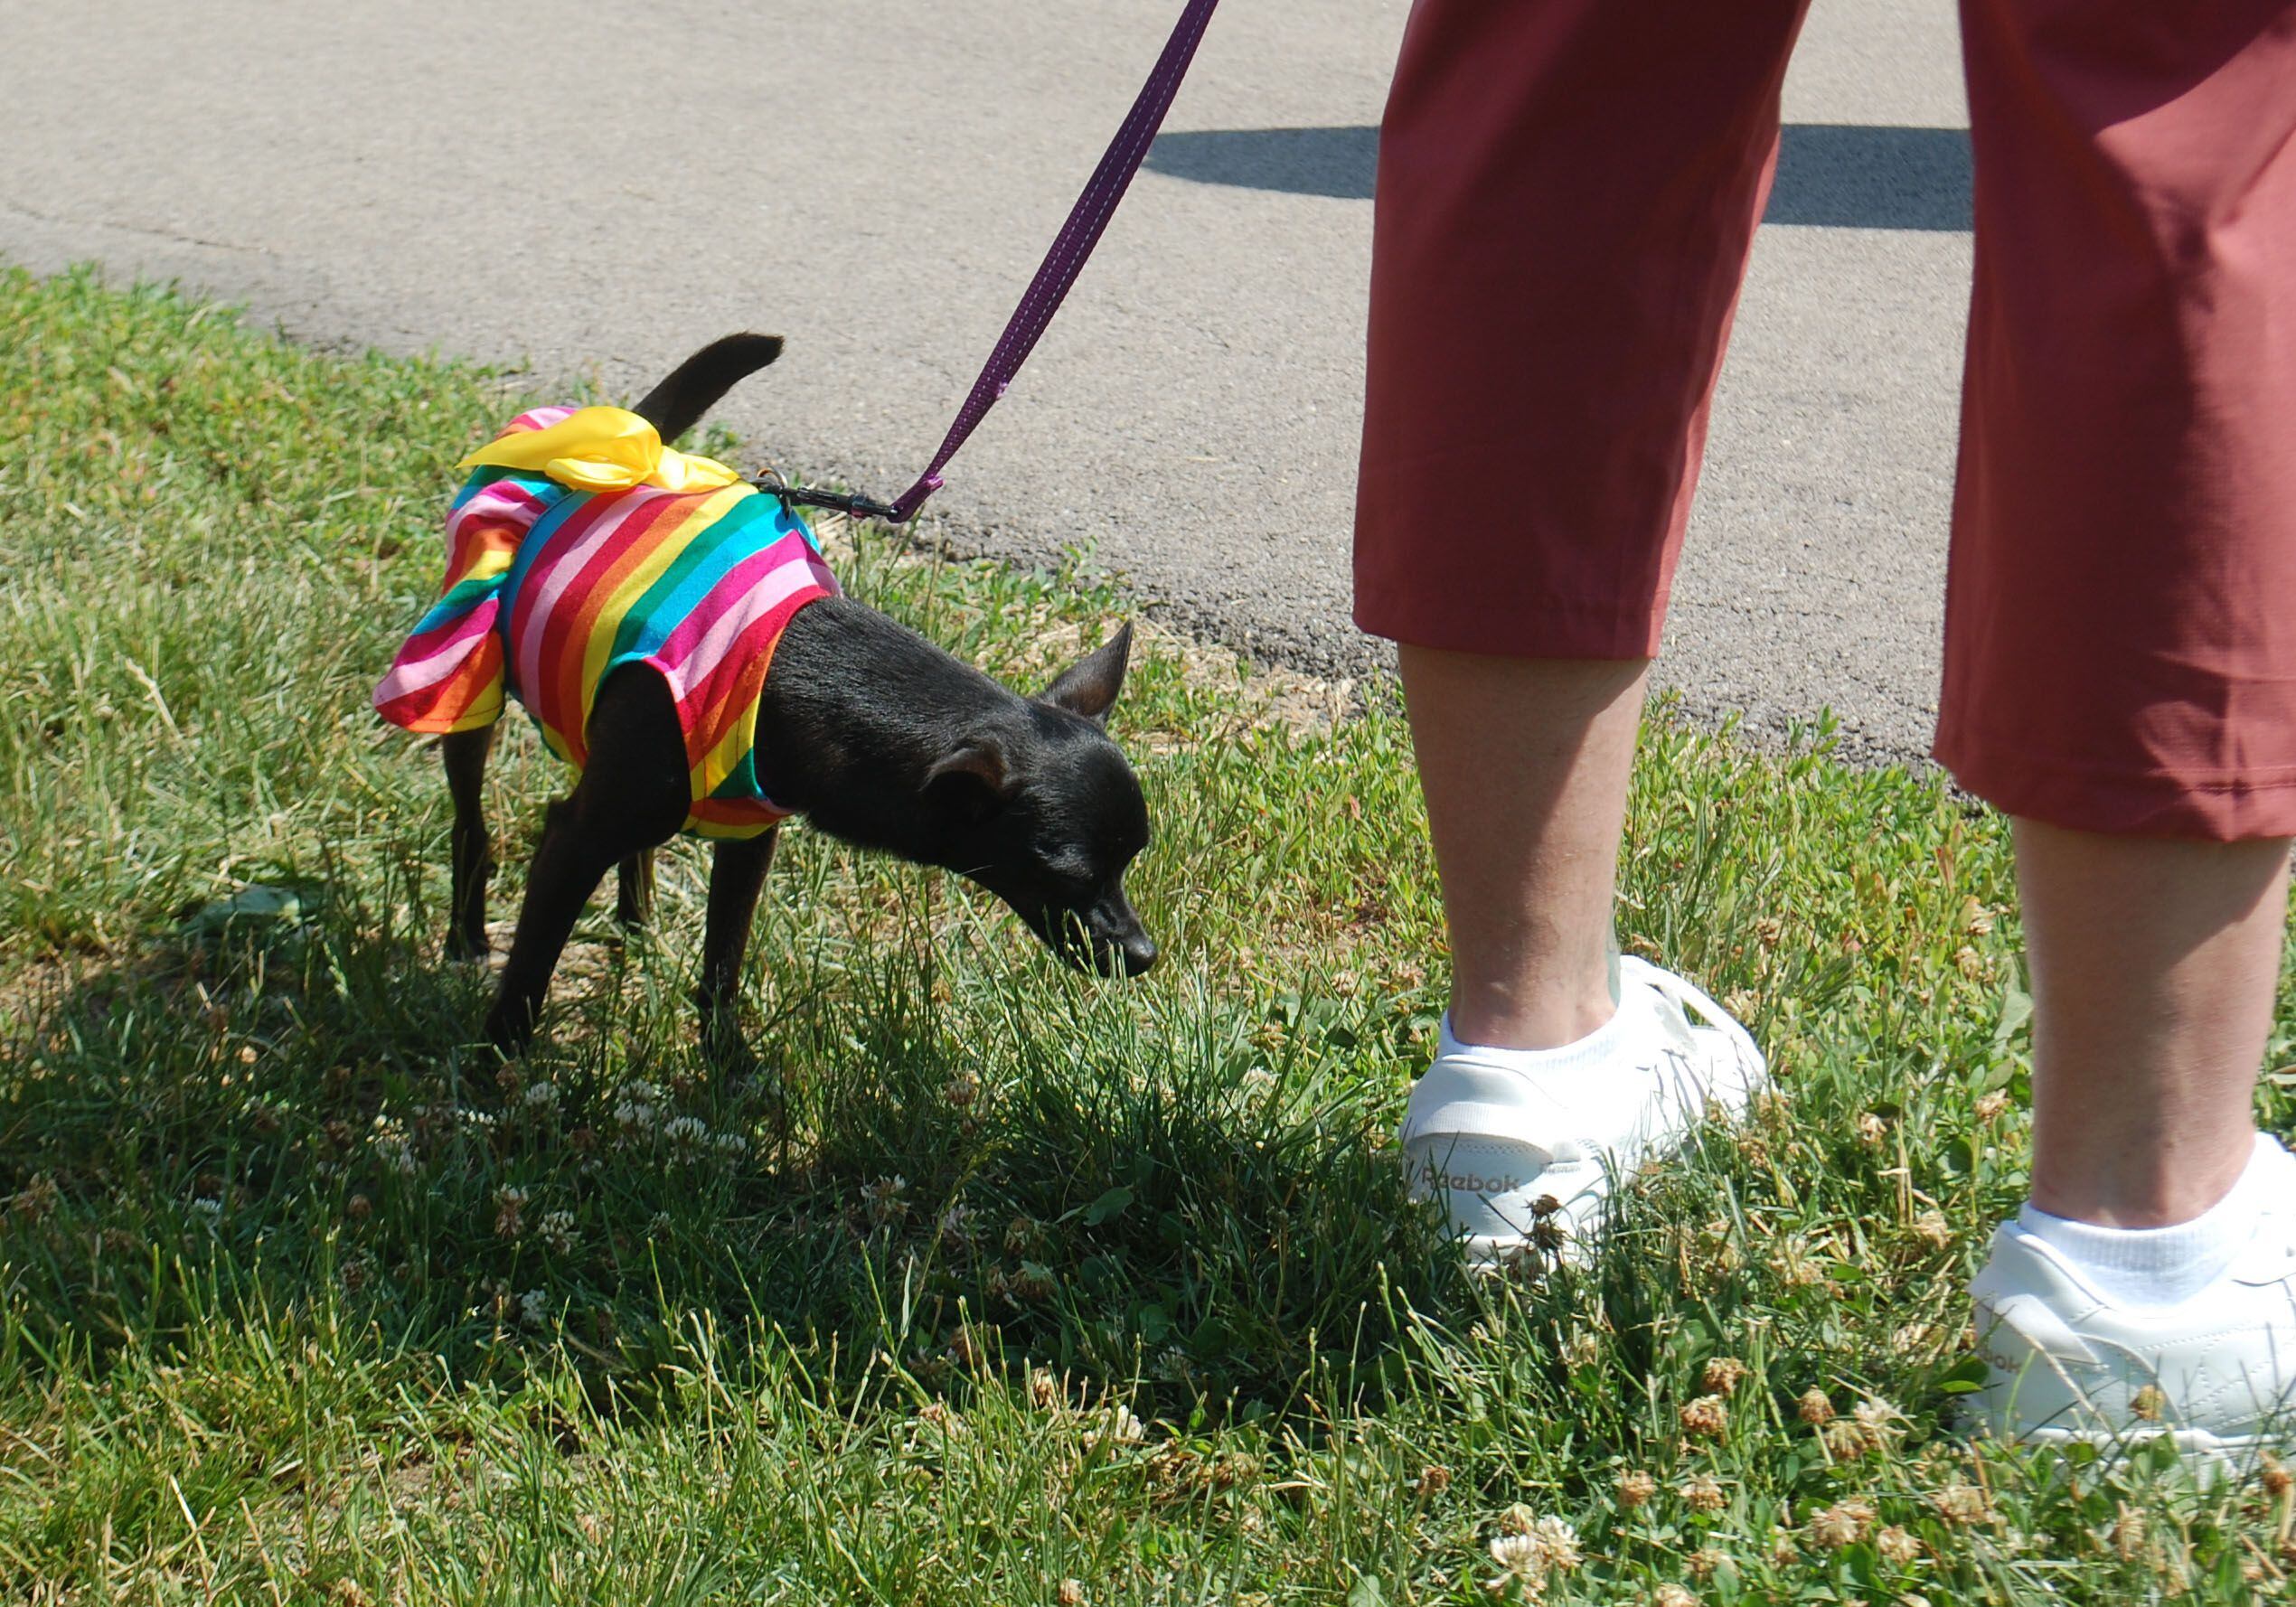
[1354,0,2296,841]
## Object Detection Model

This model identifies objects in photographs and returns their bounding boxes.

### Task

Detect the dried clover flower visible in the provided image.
[1806,1498,1877,1550]
[492,1186,527,1239]
[2109,1505,2146,1561]
[1679,1395,1730,1439]
[1930,1481,1994,1527]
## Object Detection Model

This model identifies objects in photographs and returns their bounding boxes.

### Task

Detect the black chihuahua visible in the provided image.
[433,335,1155,1063]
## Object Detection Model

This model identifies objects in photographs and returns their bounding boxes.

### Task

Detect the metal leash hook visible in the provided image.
[750,469,900,524]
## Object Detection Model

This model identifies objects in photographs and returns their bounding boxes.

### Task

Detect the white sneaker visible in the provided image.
[1399,955,1765,1267]
[1971,1178,2296,1467]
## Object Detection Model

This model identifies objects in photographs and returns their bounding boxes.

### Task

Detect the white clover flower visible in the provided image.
[189,1197,223,1233]
[369,1113,419,1175]
[519,1288,549,1327]
[1853,1395,1903,1428]
[1531,1517,1581,1572]
[662,1114,710,1149]
[713,1130,749,1159]
[520,1079,559,1113]
[613,1082,668,1132]
[861,1177,909,1225]
[1082,1403,1147,1451]
[538,1210,576,1255]
[1487,1533,1543,1577]
[1487,1515,1581,1585]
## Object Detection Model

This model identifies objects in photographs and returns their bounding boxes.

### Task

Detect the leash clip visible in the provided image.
[751,469,900,523]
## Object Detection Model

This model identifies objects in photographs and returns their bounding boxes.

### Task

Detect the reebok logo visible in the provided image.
[1431,1170,1522,1197]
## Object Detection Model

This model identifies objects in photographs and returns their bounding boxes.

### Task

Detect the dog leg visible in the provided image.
[615,850,657,931]
[696,830,777,1072]
[441,725,497,962]
[486,667,691,1057]
[484,794,625,1055]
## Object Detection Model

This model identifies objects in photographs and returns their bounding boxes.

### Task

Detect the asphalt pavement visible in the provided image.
[3,1,1973,764]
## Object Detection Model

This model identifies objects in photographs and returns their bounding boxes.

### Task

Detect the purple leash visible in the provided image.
[766,0,1222,526]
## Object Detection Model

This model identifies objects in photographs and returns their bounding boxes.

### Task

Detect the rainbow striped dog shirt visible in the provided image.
[374,406,838,838]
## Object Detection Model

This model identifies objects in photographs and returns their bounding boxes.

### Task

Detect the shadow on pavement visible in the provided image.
[1147,122,1973,232]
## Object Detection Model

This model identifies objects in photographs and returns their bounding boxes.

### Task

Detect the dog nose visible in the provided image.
[1119,931,1158,976]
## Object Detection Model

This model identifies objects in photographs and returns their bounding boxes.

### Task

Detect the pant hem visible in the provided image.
[1934,731,2296,841]
[1353,584,1666,662]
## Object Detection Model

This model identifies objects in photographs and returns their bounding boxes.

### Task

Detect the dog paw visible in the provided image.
[484,1002,539,1063]
[443,931,491,965]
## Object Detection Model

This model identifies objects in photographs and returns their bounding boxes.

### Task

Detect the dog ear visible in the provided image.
[924,735,1014,822]
[1040,623,1134,725]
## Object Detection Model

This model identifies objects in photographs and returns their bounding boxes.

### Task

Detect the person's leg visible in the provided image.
[2017,821,2289,1229]
[1971,827,2296,1451]
[1357,0,1806,1264]
[1398,649,1647,1052]
[1389,644,1767,1262]
[1943,0,2296,1452]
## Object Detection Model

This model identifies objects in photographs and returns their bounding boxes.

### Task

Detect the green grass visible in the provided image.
[1,263,2292,1604]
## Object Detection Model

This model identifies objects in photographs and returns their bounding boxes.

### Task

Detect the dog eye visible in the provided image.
[1040,856,1096,894]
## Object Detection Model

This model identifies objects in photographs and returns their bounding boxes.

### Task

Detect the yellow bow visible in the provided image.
[456,406,744,493]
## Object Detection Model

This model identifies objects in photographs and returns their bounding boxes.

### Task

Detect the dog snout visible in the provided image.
[1047,899,1156,979]
[1089,890,1154,977]
[1115,928,1157,976]
[1077,926,1154,978]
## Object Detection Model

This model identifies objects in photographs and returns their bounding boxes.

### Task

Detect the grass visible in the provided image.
[0,262,2292,1604]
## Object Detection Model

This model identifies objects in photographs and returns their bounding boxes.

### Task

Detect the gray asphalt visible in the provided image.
[3,1,1971,765]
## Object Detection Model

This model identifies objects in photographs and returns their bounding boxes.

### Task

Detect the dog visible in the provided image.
[376,334,1155,1066]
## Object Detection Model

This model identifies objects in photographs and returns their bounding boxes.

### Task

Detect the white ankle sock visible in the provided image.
[2018,1133,2292,1310]
[1438,1000,1625,1073]
[1439,949,1627,1069]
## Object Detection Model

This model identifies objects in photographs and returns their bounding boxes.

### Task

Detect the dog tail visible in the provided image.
[630,333,785,441]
